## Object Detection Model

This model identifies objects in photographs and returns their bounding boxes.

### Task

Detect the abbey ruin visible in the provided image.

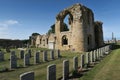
[30,3,104,52]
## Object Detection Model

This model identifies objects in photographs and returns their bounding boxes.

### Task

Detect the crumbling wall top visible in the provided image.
[56,3,94,21]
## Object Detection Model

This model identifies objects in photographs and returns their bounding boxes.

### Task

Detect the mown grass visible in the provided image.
[0,48,82,80]
[79,45,120,80]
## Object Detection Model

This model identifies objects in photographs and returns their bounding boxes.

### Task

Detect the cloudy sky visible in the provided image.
[0,0,120,40]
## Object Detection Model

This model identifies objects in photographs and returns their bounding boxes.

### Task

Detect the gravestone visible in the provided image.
[101,47,104,57]
[88,52,90,65]
[73,56,78,70]
[20,71,34,80]
[20,50,24,59]
[10,55,17,69]
[47,64,56,80]
[0,51,4,61]
[93,50,96,62]
[63,60,69,80]
[85,52,88,64]
[90,51,93,63]
[56,49,60,58]
[96,49,99,60]
[50,50,54,60]
[100,48,103,58]
[28,49,32,57]
[24,53,30,67]
[43,51,47,62]
[98,48,100,60]
[34,52,40,64]
[92,51,94,62]
[81,54,85,68]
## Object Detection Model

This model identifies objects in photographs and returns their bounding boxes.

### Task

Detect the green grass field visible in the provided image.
[79,44,120,80]
[1,44,120,80]
[0,48,82,80]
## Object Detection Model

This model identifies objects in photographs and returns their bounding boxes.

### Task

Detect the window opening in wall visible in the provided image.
[62,35,68,45]
[60,14,73,32]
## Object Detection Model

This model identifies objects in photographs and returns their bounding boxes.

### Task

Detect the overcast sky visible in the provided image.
[0,0,120,40]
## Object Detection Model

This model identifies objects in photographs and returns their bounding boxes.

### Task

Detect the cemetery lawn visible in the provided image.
[79,46,120,80]
[0,48,81,80]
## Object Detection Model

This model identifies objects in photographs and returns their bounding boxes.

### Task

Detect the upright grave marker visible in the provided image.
[85,52,88,65]
[73,56,78,70]
[63,60,69,80]
[47,64,56,80]
[34,52,40,64]
[90,51,93,63]
[24,53,30,67]
[57,49,60,58]
[20,71,34,80]
[50,50,54,60]
[10,54,17,69]
[88,52,90,65]
[81,54,85,68]
[43,51,47,62]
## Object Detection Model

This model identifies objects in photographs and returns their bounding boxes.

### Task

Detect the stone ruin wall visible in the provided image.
[30,3,104,52]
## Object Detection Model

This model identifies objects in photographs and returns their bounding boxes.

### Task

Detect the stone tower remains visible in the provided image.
[30,3,104,52]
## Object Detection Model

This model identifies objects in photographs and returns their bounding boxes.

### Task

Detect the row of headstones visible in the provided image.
[10,49,61,69]
[19,60,69,80]
[19,45,111,80]
[80,45,111,68]
[19,49,61,60]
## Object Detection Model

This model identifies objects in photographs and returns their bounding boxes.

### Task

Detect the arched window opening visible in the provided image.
[62,35,68,45]
[60,13,73,32]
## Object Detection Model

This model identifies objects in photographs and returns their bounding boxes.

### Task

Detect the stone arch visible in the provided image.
[56,10,73,32]
[62,35,68,45]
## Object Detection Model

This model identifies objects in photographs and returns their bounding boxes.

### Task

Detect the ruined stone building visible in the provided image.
[30,3,104,52]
